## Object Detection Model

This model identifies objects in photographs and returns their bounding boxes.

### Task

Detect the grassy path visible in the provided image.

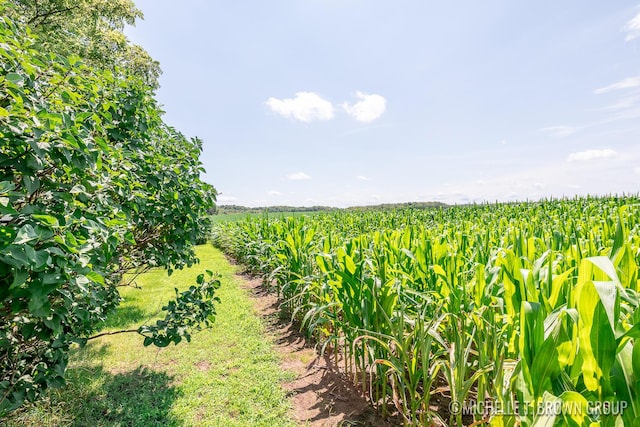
[7,245,298,427]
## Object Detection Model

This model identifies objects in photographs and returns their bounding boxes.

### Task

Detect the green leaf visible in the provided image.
[632,339,640,381]
[558,391,589,427]
[0,181,15,195]
[86,271,105,285]
[617,323,640,350]
[11,269,28,288]
[531,335,561,399]
[2,246,29,267]
[22,175,40,195]
[42,273,64,285]
[344,255,356,275]
[583,256,620,284]
[432,264,446,277]
[32,250,49,270]
[14,225,38,244]
[576,278,617,392]
[5,72,23,84]
[27,292,50,317]
[32,214,59,227]
[520,301,545,369]
[0,226,16,248]
[531,392,560,427]
[610,342,639,421]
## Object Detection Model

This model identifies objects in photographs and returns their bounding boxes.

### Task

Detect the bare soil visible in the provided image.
[241,275,400,427]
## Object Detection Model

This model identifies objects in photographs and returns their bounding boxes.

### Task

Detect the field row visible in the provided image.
[212,196,640,427]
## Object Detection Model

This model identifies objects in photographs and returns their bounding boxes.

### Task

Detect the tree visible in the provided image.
[5,0,160,87]
[0,0,217,415]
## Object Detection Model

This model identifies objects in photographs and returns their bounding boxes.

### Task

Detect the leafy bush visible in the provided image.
[0,1,216,415]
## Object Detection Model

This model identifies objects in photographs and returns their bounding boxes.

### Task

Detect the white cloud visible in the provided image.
[342,92,387,122]
[356,175,369,181]
[567,149,617,162]
[500,139,508,145]
[634,167,640,174]
[594,75,640,94]
[624,12,640,41]
[267,190,282,196]
[266,91,388,123]
[265,92,334,122]
[286,172,312,181]
[606,108,640,123]
[596,95,640,111]
[541,126,578,138]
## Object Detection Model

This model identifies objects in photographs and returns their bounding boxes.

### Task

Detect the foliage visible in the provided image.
[213,196,640,426]
[138,271,221,347]
[4,246,297,427]
[5,0,160,87]
[0,2,216,416]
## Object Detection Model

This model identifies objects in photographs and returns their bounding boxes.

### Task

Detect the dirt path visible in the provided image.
[241,276,398,427]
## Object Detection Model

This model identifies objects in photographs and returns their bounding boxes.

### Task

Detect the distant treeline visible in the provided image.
[213,205,334,214]
[212,201,448,215]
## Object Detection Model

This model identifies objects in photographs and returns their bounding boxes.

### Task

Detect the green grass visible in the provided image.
[6,245,298,427]
[211,211,313,223]
[210,212,261,223]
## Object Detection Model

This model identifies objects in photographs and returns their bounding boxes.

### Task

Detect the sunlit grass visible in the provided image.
[6,245,297,427]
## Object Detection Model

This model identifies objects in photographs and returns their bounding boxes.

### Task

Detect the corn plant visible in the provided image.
[211,196,640,427]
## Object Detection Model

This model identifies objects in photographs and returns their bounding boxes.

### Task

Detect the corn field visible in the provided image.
[212,196,640,427]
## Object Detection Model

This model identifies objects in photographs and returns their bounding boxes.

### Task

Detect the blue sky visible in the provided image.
[126,1,640,207]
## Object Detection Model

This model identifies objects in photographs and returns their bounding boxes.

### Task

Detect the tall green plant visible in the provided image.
[212,196,640,426]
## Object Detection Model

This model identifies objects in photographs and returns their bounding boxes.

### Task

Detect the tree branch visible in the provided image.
[86,328,138,341]
[28,6,79,26]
